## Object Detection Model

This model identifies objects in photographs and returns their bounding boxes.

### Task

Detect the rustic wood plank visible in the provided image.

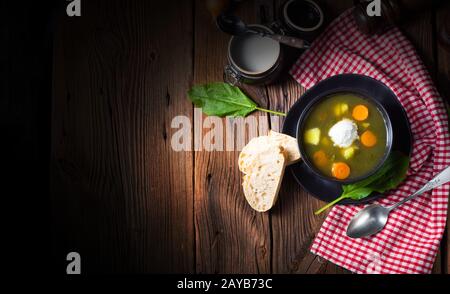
[436,3,450,274]
[268,78,328,274]
[51,0,194,273]
[193,0,272,274]
[401,12,437,77]
[269,0,354,274]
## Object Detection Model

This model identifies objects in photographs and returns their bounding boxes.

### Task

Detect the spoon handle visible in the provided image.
[388,165,450,211]
[267,34,309,49]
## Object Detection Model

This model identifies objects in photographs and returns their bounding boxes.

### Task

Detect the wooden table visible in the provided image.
[51,0,450,273]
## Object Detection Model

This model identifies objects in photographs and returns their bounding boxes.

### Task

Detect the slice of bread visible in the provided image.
[239,131,299,212]
[242,146,286,212]
[268,130,301,164]
[238,136,279,174]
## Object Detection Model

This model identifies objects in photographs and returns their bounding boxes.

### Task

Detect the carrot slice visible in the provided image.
[313,150,328,167]
[361,130,377,147]
[331,162,350,180]
[352,104,369,121]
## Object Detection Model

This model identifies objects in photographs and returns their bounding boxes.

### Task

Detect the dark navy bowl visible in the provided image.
[282,74,412,204]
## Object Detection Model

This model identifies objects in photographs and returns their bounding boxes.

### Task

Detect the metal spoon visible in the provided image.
[346,165,450,239]
[216,13,309,49]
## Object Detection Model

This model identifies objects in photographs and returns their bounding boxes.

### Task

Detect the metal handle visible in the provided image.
[388,165,450,211]
[223,65,242,86]
[267,34,309,49]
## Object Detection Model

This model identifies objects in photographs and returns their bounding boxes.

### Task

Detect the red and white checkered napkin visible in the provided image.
[290,9,450,274]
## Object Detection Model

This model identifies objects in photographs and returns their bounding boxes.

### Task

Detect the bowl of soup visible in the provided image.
[297,91,393,183]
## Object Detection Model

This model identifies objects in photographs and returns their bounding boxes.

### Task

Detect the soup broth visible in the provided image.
[302,93,387,180]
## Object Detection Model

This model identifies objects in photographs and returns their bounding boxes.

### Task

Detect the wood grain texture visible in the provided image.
[51,0,194,273]
[401,12,436,73]
[193,0,272,274]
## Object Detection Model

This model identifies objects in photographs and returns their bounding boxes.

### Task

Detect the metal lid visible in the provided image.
[228,25,281,76]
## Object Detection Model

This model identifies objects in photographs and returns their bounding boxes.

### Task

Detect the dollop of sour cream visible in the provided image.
[328,119,358,148]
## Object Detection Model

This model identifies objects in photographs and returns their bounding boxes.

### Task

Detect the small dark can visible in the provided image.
[278,0,324,41]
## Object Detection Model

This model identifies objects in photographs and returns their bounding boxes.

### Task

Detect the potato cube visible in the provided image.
[334,103,349,116]
[304,128,321,145]
[334,104,341,116]
[342,147,356,159]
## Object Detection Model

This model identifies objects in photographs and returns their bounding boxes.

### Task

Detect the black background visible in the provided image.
[2,0,55,276]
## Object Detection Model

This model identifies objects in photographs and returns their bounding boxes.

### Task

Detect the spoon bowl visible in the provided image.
[346,204,389,238]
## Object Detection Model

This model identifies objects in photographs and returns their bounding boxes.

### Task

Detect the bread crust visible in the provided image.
[241,146,286,212]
